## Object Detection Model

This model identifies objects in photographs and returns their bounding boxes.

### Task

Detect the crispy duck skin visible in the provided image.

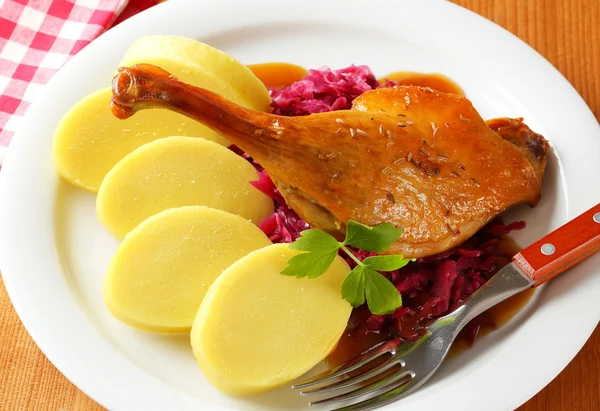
[110,64,549,258]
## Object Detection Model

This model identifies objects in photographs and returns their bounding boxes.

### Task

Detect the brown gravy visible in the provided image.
[379,71,465,96]
[248,63,465,97]
[248,62,531,364]
[247,62,308,90]
[448,288,535,357]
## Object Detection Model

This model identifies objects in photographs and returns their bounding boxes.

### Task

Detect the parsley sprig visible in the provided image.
[281,221,411,315]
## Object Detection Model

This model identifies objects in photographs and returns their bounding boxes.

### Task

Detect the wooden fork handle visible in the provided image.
[512,203,600,287]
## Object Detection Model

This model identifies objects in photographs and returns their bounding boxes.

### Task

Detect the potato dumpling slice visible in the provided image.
[96,136,273,239]
[104,206,271,334]
[53,88,229,192]
[119,35,271,112]
[191,243,352,395]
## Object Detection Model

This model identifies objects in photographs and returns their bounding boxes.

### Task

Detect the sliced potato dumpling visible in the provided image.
[97,136,273,239]
[191,243,352,395]
[119,35,271,111]
[53,88,229,192]
[104,206,271,334]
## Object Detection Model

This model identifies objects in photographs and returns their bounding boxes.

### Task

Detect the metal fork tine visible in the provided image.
[330,376,416,411]
[308,367,413,407]
[299,355,399,396]
[292,339,400,390]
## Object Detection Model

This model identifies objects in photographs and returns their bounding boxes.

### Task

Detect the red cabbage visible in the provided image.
[270,65,380,116]
[355,217,523,342]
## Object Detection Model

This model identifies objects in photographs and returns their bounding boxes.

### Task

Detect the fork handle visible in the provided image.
[513,203,600,287]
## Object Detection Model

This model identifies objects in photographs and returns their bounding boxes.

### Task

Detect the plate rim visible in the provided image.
[1,0,599,410]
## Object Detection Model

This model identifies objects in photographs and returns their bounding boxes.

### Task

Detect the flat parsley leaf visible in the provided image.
[281,220,408,315]
[364,268,403,315]
[362,255,410,271]
[343,221,403,252]
[281,229,341,278]
[281,249,339,279]
[288,229,340,252]
[341,265,366,307]
[341,265,402,314]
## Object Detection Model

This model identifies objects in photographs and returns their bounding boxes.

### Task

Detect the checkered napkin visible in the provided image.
[0,0,131,164]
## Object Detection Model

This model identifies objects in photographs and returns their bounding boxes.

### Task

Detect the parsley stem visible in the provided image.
[339,244,364,267]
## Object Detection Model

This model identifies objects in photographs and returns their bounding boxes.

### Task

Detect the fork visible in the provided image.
[292,203,600,410]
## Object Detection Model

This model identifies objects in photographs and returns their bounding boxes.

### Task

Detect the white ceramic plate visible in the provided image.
[1,0,599,410]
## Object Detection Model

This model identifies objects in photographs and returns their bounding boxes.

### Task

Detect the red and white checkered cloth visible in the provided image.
[0,0,173,167]
[0,0,130,146]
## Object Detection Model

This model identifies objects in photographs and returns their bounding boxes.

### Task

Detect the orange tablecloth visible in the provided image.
[0,0,598,410]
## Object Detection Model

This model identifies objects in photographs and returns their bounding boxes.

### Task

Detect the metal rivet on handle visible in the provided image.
[541,243,556,256]
[594,212,600,224]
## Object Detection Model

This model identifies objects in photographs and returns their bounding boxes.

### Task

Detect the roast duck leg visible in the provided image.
[110,64,549,258]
